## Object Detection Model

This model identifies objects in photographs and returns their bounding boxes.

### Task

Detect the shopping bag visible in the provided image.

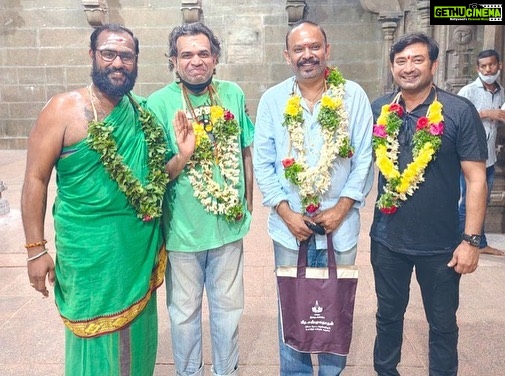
[276,234,358,355]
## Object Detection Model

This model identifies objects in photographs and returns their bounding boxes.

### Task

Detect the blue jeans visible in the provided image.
[370,240,461,376]
[459,165,495,248]
[273,237,357,376]
[166,240,244,376]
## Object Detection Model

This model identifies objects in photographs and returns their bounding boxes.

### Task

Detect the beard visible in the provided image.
[91,60,137,98]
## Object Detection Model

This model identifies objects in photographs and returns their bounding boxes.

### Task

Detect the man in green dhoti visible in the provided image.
[20,24,188,375]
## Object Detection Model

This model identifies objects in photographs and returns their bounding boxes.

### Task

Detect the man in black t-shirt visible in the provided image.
[370,32,487,376]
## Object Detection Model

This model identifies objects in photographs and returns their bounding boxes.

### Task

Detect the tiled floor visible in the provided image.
[1,149,505,375]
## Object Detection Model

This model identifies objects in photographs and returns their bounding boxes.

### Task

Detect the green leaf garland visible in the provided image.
[87,93,169,221]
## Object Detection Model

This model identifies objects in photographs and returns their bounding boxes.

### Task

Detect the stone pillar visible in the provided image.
[181,0,203,23]
[286,1,307,25]
[359,0,403,94]
[483,25,505,233]
[380,19,399,93]
[82,0,109,27]
[417,0,434,37]
[0,181,9,215]
[443,25,476,94]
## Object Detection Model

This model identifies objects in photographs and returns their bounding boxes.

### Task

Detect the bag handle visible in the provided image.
[297,233,337,279]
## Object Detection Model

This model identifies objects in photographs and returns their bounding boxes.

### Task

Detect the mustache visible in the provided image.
[297,58,319,67]
[104,66,129,75]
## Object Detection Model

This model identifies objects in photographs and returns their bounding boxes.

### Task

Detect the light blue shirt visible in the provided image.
[458,77,505,167]
[253,76,374,251]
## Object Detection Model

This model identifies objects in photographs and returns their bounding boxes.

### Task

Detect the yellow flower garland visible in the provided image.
[372,93,445,214]
[282,67,354,214]
[186,104,244,222]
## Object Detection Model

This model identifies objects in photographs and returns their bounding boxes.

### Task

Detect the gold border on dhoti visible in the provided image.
[61,245,167,338]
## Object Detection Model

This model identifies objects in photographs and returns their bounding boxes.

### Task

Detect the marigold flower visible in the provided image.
[372,98,444,215]
[210,105,224,124]
[430,100,443,112]
[321,95,337,110]
[376,114,388,125]
[428,111,443,124]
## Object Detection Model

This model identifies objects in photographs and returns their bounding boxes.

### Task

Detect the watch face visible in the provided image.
[463,233,481,247]
[470,235,481,247]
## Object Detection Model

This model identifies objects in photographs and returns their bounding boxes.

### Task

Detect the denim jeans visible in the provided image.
[370,240,461,376]
[459,165,495,248]
[166,239,244,376]
[273,237,357,376]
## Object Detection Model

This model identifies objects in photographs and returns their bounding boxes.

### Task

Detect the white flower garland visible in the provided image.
[184,100,244,222]
[283,67,353,213]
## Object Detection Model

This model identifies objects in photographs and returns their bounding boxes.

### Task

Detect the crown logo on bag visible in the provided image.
[312,300,323,314]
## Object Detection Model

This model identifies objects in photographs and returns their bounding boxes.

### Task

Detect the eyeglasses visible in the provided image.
[96,49,137,65]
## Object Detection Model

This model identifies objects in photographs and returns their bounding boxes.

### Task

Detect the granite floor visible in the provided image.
[1,149,504,375]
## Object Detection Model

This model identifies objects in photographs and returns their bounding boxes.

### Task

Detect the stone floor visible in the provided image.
[1,149,505,375]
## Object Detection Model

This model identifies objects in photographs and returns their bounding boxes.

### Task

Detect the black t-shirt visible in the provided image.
[370,86,488,255]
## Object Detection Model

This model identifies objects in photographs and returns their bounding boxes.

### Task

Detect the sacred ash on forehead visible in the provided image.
[98,34,134,52]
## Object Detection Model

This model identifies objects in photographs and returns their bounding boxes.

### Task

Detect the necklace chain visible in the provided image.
[301,82,326,104]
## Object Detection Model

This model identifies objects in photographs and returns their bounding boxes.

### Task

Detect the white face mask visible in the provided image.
[478,70,500,85]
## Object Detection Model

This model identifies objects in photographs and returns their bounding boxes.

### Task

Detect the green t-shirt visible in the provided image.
[148,80,254,251]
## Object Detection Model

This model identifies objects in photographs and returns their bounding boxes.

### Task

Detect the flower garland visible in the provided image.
[282,67,354,214]
[87,93,169,222]
[372,93,444,214]
[185,102,244,222]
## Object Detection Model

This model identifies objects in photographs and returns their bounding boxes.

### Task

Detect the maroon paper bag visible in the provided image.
[276,234,358,355]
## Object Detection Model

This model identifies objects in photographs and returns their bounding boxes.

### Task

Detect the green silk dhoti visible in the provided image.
[53,93,166,375]
[65,292,158,375]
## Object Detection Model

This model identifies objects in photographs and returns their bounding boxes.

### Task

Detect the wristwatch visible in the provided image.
[462,233,481,247]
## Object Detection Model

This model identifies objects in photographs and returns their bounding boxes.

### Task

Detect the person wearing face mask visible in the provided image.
[147,22,254,376]
[458,49,505,256]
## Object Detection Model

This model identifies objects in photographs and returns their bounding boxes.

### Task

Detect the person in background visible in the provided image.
[21,24,173,375]
[147,22,254,376]
[370,32,488,375]
[253,20,374,375]
[458,49,505,256]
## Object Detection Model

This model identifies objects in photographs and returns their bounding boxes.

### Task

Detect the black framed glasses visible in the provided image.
[96,49,137,65]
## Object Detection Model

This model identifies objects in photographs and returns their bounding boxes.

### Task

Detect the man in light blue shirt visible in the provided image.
[458,49,505,256]
[253,20,373,375]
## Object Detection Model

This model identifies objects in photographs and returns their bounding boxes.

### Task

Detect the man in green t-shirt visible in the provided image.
[147,22,254,376]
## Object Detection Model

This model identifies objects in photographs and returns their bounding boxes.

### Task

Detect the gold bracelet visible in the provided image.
[26,249,48,262]
[25,239,47,249]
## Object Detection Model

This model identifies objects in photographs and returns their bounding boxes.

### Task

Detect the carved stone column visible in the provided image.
[482,25,505,233]
[181,0,203,23]
[286,0,307,25]
[0,181,9,215]
[443,25,476,94]
[82,0,109,27]
[380,19,399,93]
[360,0,403,94]
[417,0,434,37]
